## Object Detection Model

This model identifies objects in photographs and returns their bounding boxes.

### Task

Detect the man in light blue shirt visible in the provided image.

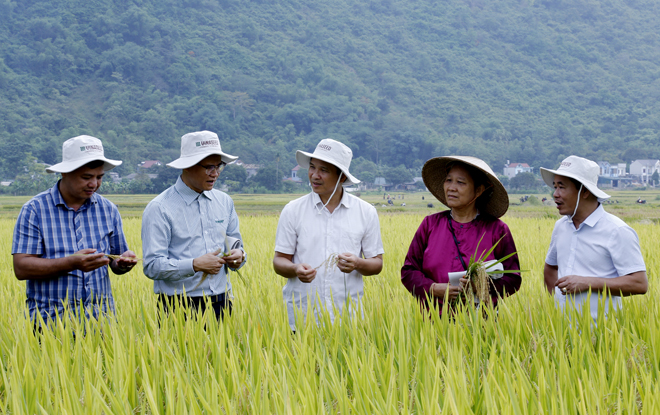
[142,131,246,319]
[541,156,647,320]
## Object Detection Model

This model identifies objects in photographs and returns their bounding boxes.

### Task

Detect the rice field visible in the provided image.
[0,207,659,413]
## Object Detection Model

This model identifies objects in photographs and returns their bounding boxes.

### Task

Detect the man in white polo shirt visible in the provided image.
[273,138,384,331]
[541,155,647,320]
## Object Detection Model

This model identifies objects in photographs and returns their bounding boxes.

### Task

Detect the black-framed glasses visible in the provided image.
[197,161,226,175]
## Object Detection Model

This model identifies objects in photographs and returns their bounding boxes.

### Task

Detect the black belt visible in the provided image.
[158,293,229,305]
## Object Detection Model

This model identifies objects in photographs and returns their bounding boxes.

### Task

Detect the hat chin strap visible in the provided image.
[570,183,583,220]
[316,172,343,215]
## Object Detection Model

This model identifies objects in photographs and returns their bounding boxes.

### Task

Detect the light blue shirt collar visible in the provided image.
[570,203,604,231]
[174,176,211,205]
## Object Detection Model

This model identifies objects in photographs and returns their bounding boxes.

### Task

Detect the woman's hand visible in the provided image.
[459,277,477,294]
[431,283,462,301]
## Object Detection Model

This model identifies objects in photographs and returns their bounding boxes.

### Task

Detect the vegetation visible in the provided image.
[1,207,660,412]
[2,0,660,184]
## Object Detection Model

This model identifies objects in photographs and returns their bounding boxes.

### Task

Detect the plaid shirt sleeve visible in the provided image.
[12,203,44,255]
[109,206,129,255]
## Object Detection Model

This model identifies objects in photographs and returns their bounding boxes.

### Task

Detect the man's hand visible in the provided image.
[71,248,110,272]
[337,253,360,273]
[193,252,225,275]
[111,250,138,274]
[273,252,317,282]
[556,275,591,295]
[222,249,244,269]
[295,264,317,283]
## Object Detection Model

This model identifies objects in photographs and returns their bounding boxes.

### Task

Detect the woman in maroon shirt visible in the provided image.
[401,156,521,315]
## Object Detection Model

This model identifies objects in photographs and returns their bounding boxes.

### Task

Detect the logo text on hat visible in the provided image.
[196,140,219,147]
[560,162,571,167]
[80,145,103,152]
[318,144,332,151]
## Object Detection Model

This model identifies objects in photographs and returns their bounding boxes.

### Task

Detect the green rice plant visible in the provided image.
[0,213,658,413]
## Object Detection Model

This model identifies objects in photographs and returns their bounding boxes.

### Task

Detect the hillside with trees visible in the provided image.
[1,0,660,192]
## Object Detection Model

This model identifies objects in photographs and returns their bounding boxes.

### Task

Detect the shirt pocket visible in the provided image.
[344,230,364,255]
[211,217,229,247]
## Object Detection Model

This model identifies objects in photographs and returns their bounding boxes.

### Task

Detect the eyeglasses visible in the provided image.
[197,162,226,175]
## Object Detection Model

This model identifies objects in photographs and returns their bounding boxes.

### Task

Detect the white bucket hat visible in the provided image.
[295,138,360,186]
[46,135,121,174]
[540,155,610,201]
[167,131,238,169]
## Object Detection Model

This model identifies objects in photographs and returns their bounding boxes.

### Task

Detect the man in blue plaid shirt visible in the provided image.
[12,135,138,326]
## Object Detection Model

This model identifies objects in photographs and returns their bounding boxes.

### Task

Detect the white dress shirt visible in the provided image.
[275,191,384,330]
[545,204,646,320]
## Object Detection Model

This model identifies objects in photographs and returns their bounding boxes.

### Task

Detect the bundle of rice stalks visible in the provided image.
[463,235,518,305]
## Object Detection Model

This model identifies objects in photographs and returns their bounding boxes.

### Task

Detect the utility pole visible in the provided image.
[276,152,280,190]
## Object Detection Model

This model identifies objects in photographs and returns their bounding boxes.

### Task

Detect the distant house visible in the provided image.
[598,161,627,178]
[235,160,261,178]
[138,160,162,169]
[597,161,612,176]
[630,159,660,185]
[108,171,121,183]
[1,181,13,187]
[291,165,303,182]
[615,163,627,177]
[400,181,418,191]
[503,161,532,178]
[124,173,158,181]
[374,177,395,191]
[374,177,388,186]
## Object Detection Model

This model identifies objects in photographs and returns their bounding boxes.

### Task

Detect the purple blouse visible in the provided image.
[401,210,521,314]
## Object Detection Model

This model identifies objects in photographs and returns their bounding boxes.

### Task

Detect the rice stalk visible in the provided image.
[0,214,659,412]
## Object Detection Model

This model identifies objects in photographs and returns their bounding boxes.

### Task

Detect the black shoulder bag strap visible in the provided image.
[448,216,468,271]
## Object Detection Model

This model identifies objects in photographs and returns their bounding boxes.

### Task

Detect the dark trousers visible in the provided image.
[158,293,232,320]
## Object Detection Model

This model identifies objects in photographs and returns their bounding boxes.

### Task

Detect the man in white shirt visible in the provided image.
[541,156,647,320]
[273,139,384,330]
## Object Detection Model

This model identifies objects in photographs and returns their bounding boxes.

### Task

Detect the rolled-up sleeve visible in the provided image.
[141,201,195,281]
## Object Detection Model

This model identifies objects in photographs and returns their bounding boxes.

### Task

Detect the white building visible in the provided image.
[291,165,302,182]
[597,161,626,177]
[629,159,660,185]
[503,162,532,178]
[615,163,626,177]
[234,160,261,178]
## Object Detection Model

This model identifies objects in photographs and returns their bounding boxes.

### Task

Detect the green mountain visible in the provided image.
[1,0,659,180]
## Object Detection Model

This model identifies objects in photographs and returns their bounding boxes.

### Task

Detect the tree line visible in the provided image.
[1,0,660,186]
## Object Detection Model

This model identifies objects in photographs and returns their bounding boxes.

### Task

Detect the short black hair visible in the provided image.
[569,177,582,189]
[85,160,105,169]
